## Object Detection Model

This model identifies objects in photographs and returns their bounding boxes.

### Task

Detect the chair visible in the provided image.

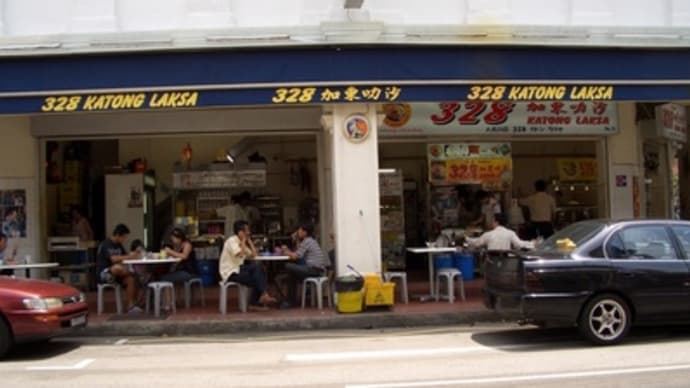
[184,277,206,309]
[219,281,250,314]
[301,276,332,309]
[383,271,409,304]
[435,268,465,303]
[97,283,123,315]
[145,281,176,318]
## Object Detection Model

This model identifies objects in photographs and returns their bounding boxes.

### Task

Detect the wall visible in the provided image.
[0,116,40,270]
[607,103,644,219]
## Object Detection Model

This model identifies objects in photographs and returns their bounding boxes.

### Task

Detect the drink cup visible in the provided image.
[24,255,31,264]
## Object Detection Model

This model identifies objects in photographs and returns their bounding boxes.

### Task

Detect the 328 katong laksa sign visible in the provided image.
[380,101,618,137]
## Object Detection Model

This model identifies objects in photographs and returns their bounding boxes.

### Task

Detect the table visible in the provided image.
[254,255,290,261]
[123,258,181,265]
[253,255,291,300]
[0,262,59,278]
[406,247,458,301]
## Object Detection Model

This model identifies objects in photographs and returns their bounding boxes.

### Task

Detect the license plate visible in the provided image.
[70,315,87,327]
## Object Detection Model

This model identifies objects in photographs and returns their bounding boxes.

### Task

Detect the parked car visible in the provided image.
[0,276,88,358]
[483,219,690,345]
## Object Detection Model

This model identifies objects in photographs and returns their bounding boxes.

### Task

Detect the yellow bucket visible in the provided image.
[337,290,364,313]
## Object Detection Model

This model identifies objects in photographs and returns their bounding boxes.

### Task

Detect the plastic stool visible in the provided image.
[219,281,250,314]
[145,281,176,317]
[302,276,332,309]
[97,283,123,315]
[435,268,465,303]
[384,271,409,304]
[184,277,206,309]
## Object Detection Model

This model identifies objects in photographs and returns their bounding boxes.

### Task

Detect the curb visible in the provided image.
[81,310,504,337]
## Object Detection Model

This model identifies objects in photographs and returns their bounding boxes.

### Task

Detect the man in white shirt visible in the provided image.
[520,179,557,239]
[467,215,534,251]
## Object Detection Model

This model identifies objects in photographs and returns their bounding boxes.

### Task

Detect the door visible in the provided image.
[605,224,690,321]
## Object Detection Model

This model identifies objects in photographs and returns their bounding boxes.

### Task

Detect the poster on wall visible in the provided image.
[381,101,618,136]
[557,159,597,181]
[428,143,512,190]
[0,190,27,238]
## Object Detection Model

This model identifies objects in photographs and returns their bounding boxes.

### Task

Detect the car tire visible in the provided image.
[578,293,631,345]
[0,318,12,358]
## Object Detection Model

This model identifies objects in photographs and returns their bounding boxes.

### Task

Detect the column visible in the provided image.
[607,102,644,219]
[322,104,382,275]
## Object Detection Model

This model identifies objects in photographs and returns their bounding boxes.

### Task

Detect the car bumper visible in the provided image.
[7,302,89,343]
[483,288,591,324]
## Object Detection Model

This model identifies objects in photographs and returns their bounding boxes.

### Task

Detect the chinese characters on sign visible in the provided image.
[428,143,513,190]
[557,159,597,182]
[381,101,618,136]
[656,103,688,143]
[271,86,402,104]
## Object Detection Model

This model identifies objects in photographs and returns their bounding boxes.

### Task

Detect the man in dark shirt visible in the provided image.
[97,224,141,313]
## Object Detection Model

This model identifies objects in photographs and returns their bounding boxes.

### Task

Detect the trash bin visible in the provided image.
[196,259,219,287]
[335,275,365,313]
[434,254,454,270]
[453,253,475,281]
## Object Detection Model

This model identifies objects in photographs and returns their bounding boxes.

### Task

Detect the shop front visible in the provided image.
[0,45,689,283]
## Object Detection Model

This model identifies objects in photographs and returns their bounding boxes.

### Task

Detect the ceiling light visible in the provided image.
[225,152,235,164]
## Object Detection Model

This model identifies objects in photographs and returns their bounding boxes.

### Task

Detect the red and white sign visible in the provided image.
[656,103,687,143]
[380,101,618,136]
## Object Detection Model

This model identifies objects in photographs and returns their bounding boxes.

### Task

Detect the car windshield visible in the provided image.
[535,221,606,255]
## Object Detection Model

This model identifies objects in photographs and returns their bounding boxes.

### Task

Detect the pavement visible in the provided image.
[82,278,504,337]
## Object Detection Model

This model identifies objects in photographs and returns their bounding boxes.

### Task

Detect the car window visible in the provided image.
[536,221,606,256]
[606,226,679,260]
[671,225,690,258]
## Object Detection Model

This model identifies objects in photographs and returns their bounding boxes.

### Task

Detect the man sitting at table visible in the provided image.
[281,223,329,308]
[466,214,534,251]
[0,233,17,276]
[97,224,142,314]
[219,220,277,312]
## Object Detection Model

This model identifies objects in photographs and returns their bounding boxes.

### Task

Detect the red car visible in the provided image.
[0,276,88,358]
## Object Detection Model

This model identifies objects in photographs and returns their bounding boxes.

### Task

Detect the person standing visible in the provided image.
[520,179,557,239]
[219,220,276,311]
[71,206,94,242]
[0,233,17,276]
[96,224,142,314]
[281,223,329,307]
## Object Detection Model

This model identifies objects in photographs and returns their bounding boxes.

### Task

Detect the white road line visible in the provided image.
[346,363,690,388]
[114,338,128,346]
[285,346,489,362]
[26,358,95,371]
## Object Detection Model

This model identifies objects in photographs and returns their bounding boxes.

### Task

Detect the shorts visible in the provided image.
[99,268,116,284]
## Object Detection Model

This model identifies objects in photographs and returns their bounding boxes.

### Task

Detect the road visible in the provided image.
[3,323,690,387]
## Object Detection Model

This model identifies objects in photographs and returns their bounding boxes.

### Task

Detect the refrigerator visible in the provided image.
[379,170,406,270]
[105,173,156,249]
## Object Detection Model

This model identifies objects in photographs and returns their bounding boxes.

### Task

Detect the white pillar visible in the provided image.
[323,104,382,275]
[607,102,644,219]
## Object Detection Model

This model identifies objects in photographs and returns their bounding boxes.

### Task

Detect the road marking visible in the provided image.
[26,359,95,371]
[346,363,690,388]
[285,346,489,362]
[114,338,128,346]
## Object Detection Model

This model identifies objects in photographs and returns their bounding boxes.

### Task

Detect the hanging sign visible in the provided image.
[381,101,618,136]
[428,143,512,190]
[656,103,687,143]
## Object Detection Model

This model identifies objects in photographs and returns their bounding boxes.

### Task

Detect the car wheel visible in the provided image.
[578,294,631,345]
[0,318,11,358]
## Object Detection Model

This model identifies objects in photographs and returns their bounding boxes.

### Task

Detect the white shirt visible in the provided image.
[219,235,252,282]
[520,192,556,222]
[468,226,534,251]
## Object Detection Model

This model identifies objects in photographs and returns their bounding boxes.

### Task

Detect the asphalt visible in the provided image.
[80,309,504,337]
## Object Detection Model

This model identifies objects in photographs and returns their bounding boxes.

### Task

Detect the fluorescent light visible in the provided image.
[344,0,365,9]
[378,168,396,174]
[226,152,235,163]
[0,42,62,51]
[206,34,290,43]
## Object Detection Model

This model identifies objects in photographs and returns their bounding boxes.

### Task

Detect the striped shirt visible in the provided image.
[296,237,328,269]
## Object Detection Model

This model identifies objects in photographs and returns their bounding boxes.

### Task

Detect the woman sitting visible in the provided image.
[161,228,198,283]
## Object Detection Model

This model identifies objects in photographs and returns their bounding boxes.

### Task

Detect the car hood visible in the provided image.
[0,277,81,298]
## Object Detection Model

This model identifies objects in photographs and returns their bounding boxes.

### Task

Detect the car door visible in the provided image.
[605,224,690,321]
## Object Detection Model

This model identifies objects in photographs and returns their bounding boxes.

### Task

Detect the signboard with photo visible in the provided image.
[0,190,27,238]
[428,143,512,190]
[557,158,597,182]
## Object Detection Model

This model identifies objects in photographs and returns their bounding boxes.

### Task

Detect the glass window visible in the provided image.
[671,226,690,258]
[606,226,679,260]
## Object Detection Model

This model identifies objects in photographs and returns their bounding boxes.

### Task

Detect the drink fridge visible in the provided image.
[379,170,406,270]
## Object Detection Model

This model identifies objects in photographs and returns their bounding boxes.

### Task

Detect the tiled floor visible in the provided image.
[88,275,489,324]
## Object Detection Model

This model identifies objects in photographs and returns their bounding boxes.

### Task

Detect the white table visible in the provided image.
[407,247,458,301]
[0,262,59,278]
[254,255,290,261]
[123,258,181,265]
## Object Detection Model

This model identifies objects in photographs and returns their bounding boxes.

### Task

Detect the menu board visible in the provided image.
[173,170,266,189]
[428,143,512,190]
[557,158,597,182]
